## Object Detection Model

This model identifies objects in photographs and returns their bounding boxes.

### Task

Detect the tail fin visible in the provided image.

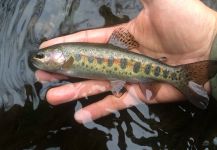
[175,60,217,109]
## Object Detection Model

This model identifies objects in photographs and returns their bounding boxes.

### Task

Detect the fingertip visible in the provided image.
[204,82,211,93]
[46,88,60,105]
[35,70,49,83]
[39,43,46,49]
[46,84,76,105]
[39,36,65,49]
[74,109,93,124]
[39,41,49,49]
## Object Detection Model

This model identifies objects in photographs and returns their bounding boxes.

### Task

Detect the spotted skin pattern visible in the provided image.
[52,43,185,86]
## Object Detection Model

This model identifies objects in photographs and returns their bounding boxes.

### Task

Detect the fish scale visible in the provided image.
[59,43,184,85]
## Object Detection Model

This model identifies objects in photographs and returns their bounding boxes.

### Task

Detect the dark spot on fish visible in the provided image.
[108,56,114,67]
[171,73,177,80]
[82,62,85,66]
[120,58,127,69]
[176,70,181,74]
[154,66,161,77]
[177,75,181,80]
[175,71,181,79]
[88,55,94,63]
[114,67,118,71]
[133,62,141,73]
[144,64,152,74]
[97,57,103,64]
[102,66,105,69]
[75,53,81,61]
[163,69,169,78]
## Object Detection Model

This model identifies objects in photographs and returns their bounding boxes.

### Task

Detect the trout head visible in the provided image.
[31,46,69,72]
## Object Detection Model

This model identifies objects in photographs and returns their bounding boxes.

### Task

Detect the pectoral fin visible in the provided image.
[62,56,74,69]
[110,80,127,98]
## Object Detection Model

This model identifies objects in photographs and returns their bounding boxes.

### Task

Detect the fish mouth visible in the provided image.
[30,52,45,69]
[31,58,42,69]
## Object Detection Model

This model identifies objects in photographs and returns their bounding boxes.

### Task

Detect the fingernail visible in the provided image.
[74,109,93,124]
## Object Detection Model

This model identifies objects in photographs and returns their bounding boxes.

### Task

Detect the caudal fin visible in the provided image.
[176,60,217,109]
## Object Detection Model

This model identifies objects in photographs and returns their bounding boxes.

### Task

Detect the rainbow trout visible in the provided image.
[31,28,217,109]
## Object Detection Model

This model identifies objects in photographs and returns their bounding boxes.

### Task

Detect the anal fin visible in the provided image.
[139,82,161,101]
[62,56,74,69]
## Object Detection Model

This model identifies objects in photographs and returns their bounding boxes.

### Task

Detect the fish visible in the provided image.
[31,27,217,109]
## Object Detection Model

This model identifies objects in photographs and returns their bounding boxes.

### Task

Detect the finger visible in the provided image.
[139,83,185,104]
[204,81,211,94]
[46,80,111,105]
[35,70,69,83]
[74,83,185,124]
[74,85,142,123]
[40,26,124,49]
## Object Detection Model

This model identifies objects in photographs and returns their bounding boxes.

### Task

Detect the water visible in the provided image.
[0,0,217,149]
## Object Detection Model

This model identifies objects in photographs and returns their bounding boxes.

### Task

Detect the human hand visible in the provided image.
[36,0,217,123]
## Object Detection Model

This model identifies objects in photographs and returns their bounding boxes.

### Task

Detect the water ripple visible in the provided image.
[0,0,37,110]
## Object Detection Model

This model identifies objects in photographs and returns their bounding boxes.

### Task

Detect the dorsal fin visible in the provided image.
[108,27,139,50]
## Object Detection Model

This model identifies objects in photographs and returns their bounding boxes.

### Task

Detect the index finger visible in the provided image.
[40,26,119,49]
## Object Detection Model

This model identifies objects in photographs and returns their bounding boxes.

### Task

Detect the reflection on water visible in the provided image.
[0,0,217,149]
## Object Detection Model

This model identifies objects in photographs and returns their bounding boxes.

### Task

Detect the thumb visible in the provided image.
[39,25,125,49]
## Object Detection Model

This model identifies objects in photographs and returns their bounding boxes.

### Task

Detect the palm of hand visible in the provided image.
[36,0,217,123]
[132,0,216,65]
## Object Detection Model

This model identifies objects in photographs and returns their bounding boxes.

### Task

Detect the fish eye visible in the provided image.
[35,53,45,59]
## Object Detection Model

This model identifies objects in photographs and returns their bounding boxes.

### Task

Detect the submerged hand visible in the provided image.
[36,0,217,123]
